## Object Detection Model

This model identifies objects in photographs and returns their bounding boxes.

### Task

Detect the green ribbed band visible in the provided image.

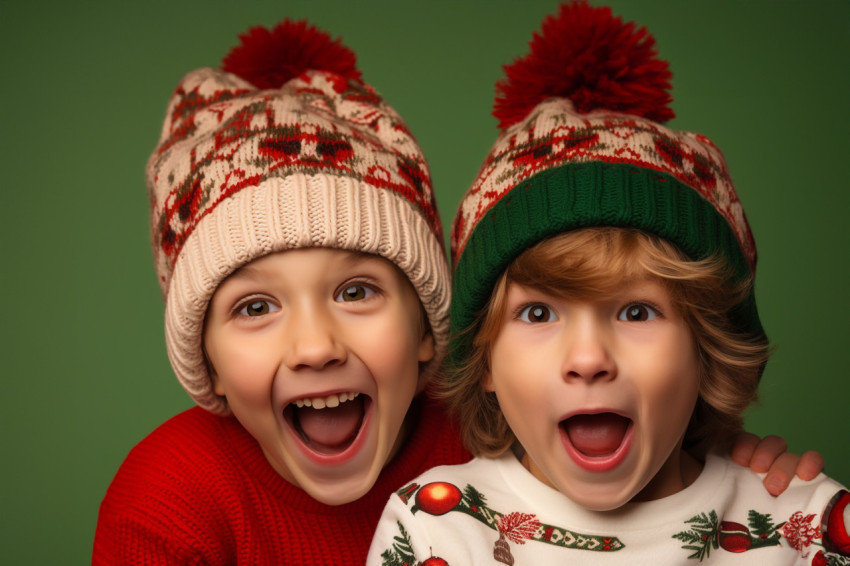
[448,161,762,374]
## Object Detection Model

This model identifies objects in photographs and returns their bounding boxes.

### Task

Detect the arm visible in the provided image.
[731,432,825,496]
[92,424,226,566]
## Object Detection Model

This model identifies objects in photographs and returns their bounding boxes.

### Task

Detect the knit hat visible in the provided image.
[449,1,761,369]
[147,19,449,414]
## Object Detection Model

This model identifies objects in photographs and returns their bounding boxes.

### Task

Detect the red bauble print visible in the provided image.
[414,482,462,516]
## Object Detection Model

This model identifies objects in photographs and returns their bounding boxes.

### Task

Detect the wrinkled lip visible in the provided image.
[282,393,372,463]
[559,412,634,472]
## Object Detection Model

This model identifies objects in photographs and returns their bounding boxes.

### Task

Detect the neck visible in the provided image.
[632,448,703,502]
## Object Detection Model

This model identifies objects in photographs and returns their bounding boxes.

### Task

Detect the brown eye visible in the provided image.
[238,300,278,317]
[618,303,658,322]
[336,284,374,302]
[519,304,556,323]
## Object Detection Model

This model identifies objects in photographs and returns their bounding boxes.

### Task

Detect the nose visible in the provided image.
[283,302,346,371]
[561,317,616,383]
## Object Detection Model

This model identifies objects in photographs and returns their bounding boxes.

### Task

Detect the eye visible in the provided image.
[237,300,280,317]
[335,284,375,303]
[518,303,557,323]
[618,303,659,322]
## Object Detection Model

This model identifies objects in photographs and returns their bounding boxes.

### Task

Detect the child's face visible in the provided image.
[203,248,435,505]
[486,276,700,511]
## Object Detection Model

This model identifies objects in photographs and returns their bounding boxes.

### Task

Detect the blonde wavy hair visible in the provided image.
[440,227,769,458]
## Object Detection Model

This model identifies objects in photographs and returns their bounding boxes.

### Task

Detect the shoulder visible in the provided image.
[122,407,241,469]
[712,454,850,559]
[93,407,251,562]
[414,456,501,483]
[99,407,245,506]
[719,453,846,507]
[389,456,505,511]
[95,406,276,528]
[368,456,519,566]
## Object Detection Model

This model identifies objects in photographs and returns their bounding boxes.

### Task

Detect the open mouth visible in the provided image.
[561,413,632,457]
[284,392,368,455]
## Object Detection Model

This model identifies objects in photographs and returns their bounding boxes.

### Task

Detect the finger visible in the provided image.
[762,452,797,496]
[795,451,825,481]
[730,432,760,467]
[750,435,788,474]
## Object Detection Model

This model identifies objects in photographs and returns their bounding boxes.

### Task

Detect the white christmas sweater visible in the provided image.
[367,452,850,565]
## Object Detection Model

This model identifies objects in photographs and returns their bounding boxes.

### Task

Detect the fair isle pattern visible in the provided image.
[148,67,439,292]
[451,98,755,270]
[146,64,450,413]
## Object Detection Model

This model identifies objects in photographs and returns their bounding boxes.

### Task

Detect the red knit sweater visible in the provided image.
[92,394,469,564]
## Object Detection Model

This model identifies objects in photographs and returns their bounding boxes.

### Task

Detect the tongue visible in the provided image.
[565,414,630,456]
[295,397,364,452]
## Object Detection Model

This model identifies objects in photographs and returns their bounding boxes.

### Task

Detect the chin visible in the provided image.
[301,471,380,506]
[568,491,631,512]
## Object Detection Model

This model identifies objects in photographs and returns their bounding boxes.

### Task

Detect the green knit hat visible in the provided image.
[449,1,761,371]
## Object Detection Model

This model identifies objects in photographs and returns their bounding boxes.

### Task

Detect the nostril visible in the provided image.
[565,369,613,381]
[292,354,345,372]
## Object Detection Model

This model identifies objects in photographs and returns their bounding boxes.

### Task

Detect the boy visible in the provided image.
[368,3,848,565]
[91,19,466,564]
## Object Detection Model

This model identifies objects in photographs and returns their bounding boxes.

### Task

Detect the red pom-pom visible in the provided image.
[222,19,362,89]
[493,1,674,131]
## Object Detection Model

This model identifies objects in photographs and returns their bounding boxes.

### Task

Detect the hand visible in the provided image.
[731,432,825,496]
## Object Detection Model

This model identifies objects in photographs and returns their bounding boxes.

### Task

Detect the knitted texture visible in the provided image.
[93,396,470,564]
[147,25,448,413]
[448,2,760,368]
[451,98,755,268]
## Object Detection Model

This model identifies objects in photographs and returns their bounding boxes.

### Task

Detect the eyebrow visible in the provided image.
[223,263,264,284]
[225,250,381,282]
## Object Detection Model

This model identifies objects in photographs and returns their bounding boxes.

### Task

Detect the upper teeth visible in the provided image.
[293,392,360,410]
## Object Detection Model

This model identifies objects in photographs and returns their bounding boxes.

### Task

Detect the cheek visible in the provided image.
[208,338,278,403]
[360,315,422,389]
[489,345,550,425]
[490,335,551,391]
[673,339,701,396]
[628,330,699,415]
[651,340,700,421]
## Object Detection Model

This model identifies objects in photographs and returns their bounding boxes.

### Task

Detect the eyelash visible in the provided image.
[514,303,557,323]
[334,280,379,303]
[233,296,280,318]
[512,300,664,323]
[617,301,663,322]
[229,277,383,319]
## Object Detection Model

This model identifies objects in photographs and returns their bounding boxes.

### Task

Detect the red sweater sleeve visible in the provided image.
[93,410,234,565]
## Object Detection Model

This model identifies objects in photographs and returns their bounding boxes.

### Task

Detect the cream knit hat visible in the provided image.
[147,20,449,413]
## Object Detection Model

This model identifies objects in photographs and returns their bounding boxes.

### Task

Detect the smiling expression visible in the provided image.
[203,248,434,505]
[486,277,701,511]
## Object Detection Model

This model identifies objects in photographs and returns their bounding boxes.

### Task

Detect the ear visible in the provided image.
[417,329,436,363]
[201,322,228,398]
[209,367,227,397]
[212,378,227,398]
[414,331,436,394]
[482,371,495,392]
[203,347,226,397]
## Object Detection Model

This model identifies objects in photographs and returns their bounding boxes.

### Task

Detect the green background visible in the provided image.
[1,1,847,561]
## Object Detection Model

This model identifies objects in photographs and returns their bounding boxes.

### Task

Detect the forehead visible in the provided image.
[506,272,673,304]
[227,248,396,280]
[505,229,687,297]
